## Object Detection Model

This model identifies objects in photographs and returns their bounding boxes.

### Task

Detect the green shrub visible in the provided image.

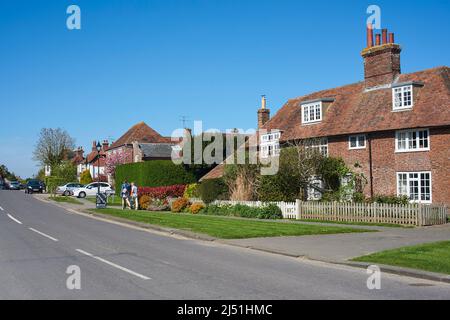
[183,183,199,198]
[198,178,228,204]
[45,176,66,194]
[115,161,196,195]
[371,195,409,205]
[80,170,93,185]
[201,203,282,220]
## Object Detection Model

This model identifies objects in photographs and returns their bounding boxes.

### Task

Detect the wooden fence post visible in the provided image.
[296,199,301,220]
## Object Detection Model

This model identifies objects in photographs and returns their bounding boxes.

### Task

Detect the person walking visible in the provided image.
[131,182,139,211]
[120,180,131,210]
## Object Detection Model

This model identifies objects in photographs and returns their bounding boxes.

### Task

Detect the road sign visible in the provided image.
[96,192,107,209]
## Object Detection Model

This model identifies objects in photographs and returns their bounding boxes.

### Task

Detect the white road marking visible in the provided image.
[75,249,151,280]
[7,214,22,225]
[0,206,4,211]
[28,228,59,242]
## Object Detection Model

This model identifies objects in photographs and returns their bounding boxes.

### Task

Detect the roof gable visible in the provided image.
[110,122,170,149]
[264,66,450,141]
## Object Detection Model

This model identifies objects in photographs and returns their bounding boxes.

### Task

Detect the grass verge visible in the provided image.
[86,196,122,206]
[297,219,414,228]
[90,208,373,239]
[352,241,450,275]
[50,196,84,205]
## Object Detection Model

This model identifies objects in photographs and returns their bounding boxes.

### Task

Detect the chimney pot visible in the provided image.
[382,29,388,44]
[375,34,381,46]
[261,95,267,110]
[366,24,374,48]
[389,33,395,43]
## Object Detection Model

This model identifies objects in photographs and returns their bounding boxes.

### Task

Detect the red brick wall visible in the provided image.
[362,45,401,88]
[328,126,450,205]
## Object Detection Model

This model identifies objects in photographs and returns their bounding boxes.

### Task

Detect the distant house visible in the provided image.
[105,122,180,182]
[84,140,110,182]
[43,146,86,180]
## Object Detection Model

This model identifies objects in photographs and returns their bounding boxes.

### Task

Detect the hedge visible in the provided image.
[44,176,66,194]
[198,178,228,204]
[115,161,196,195]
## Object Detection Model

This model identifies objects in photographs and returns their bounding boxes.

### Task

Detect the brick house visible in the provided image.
[84,140,110,182]
[105,122,180,183]
[203,25,450,205]
[258,26,449,205]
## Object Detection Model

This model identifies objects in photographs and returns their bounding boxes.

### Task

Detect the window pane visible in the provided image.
[398,174,408,196]
[420,173,431,201]
[350,137,357,148]
[358,135,365,147]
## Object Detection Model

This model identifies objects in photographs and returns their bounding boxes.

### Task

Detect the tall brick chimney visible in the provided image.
[102,140,109,151]
[361,24,401,88]
[257,95,270,129]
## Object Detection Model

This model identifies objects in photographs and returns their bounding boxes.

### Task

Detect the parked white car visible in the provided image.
[56,183,85,196]
[72,182,114,198]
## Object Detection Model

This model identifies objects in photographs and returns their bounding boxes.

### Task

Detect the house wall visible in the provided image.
[328,126,450,205]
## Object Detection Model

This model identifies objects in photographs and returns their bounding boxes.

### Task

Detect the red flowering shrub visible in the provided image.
[138,184,186,200]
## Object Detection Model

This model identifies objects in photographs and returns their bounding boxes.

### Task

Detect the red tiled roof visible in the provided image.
[71,154,85,165]
[263,66,450,141]
[109,122,171,149]
[201,67,450,181]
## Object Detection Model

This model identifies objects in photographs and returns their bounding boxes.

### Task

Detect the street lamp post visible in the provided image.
[96,141,102,207]
[96,141,101,192]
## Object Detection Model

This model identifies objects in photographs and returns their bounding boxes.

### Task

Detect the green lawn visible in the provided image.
[297,219,414,228]
[86,196,122,206]
[50,196,84,205]
[90,208,373,239]
[353,241,450,275]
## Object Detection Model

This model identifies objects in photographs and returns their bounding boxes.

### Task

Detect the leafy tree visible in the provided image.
[80,170,93,185]
[33,128,75,168]
[52,161,77,183]
[0,164,18,181]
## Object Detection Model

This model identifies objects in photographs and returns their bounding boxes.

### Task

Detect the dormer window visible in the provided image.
[392,85,413,110]
[302,101,322,124]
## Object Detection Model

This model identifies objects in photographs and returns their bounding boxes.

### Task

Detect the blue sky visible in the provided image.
[0,0,449,178]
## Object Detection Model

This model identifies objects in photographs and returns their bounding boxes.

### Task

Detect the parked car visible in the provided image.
[8,181,21,190]
[56,183,85,196]
[25,180,44,194]
[72,182,114,198]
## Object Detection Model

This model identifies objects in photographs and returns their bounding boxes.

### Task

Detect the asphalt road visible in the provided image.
[0,190,449,300]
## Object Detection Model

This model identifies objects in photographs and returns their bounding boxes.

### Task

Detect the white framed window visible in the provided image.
[392,85,413,110]
[302,102,322,124]
[395,129,429,152]
[306,138,328,156]
[349,135,366,149]
[397,171,432,203]
[260,132,281,158]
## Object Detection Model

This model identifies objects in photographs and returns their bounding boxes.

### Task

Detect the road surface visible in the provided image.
[0,190,449,299]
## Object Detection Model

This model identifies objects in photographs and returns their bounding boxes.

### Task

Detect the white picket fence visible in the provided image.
[212,200,448,226]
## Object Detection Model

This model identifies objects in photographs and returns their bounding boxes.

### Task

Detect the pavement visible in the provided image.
[1,190,450,299]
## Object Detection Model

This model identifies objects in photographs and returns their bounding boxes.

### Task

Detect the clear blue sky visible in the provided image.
[0,0,449,178]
